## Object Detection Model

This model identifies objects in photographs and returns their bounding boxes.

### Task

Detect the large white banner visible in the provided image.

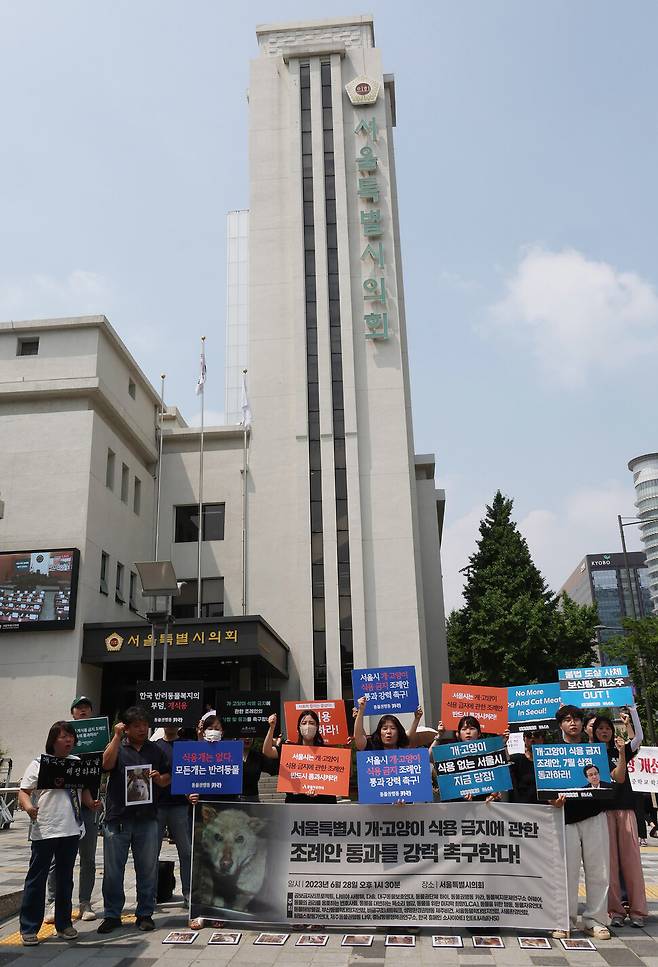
[628,746,658,793]
[190,801,568,930]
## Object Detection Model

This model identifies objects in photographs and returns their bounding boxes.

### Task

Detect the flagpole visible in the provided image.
[150,373,166,684]
[241,368,248,616]
[196,336,206,619]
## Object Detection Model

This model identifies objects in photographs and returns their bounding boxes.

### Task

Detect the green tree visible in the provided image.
[605,616,658,743]
[447,491,596,686]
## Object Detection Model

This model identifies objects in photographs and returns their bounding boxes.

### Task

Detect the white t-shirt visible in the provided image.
[21,756,84,841]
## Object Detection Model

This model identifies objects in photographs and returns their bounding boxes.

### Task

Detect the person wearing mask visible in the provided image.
[263,710,337,804]
[155,725,192,906]
[592,706,648,928]
[44,696,101,925]
[353,696,422,751]
[97,707,170,935]
[18,721,96,946]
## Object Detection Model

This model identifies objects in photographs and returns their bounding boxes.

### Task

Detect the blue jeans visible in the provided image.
[102,816,158,919]
[47,806,99,906]
[157,803,192,900]
[20,835,79,935]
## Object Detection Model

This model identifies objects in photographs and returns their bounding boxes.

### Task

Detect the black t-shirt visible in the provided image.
[509,753,538,804]
[154,739,189,807]
[280,741,337,805]
[606,741,636,811]
[104,738,169,824]
[218,747,279,801]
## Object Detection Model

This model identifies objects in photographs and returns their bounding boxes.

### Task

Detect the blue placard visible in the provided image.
[351,665,419,715]
[432,736,512,801]
[356,749,433,804]
[507,683,562,731]
[171,740,243,795]
[558,665,634,709]
[533,743,613,800]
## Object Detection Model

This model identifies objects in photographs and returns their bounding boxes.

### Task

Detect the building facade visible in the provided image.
[628,453,658,614]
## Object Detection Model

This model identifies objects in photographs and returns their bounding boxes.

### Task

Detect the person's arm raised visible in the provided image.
[262,714,279,760]
[353,696,368,751]
[102,722,126,771]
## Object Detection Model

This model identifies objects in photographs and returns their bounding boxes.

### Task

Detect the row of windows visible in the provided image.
[100,551,138,611]
[106,449,141,514]
[100,550,224,618]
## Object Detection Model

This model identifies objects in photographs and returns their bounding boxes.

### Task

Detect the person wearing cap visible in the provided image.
[44,697,101,925]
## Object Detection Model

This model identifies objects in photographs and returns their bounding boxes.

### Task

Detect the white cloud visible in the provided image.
[442,480,642,612]
[489,246,658,386]
[0,270,110,320]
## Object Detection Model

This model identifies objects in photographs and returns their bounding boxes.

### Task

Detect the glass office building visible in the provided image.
[560,551,652,644]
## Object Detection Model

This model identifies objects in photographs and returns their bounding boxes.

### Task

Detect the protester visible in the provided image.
[551,704,625,941]
[430,715,502,802]
[18,721,95,946]
[508,731,547,804]
[592,706,648,928]
[155,725,192,906]
[353,695,422,751]
[263,710,337,803]
[196,710,223,741]
[98,707,170,935]
[44,696,101,925]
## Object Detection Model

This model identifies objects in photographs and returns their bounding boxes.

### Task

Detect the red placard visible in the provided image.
[283,700,349,746]
[277,745,352,797]
[441,684,509,734]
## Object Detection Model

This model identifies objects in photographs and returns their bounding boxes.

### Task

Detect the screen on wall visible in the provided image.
[0,548,80,632]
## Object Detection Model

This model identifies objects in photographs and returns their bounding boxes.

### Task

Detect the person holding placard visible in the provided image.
[592,707,648,928]
[430,715,503,802]
[18,721,96,946]
[155,725,192,905]
[508,731,547,804]
[263,711,337,804]
[353,695,423,751]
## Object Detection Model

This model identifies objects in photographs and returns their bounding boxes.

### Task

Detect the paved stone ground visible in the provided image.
[2,814,658,965]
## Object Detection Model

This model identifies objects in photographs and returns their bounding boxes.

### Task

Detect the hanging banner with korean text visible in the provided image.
[136,681,203,729]
[171,740,243,795]
[627,746,658,793]
[283,700,349,746]
[351,666,419,715]
[216,692,279,738]
[356,749,433,804]
[532,743,613,800]
[441,684,508,733]
[189,801,568,930]
[507,684,561,733]
[558,665,634,709]
[68,716,110,753]
[37,752,103,790]
[432,737,512,801]
[277,746,351,798]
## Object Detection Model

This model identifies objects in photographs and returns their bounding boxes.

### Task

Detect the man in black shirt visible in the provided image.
[97,707,170,935]
[155,726,192,904]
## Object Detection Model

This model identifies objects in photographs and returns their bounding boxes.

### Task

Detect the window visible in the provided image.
[106,449,115,490]
[17,337,39,356]
[133,476,141,515]
[128,379,136,399]
[100,551,109,595]
[172,578,224,619]
[115,562,124,604]
[120,463,129,503]
[174,503,225,543]
[129,571,138,612]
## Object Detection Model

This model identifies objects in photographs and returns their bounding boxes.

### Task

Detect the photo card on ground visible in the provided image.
[253,932,289,945]
[518,936,552,949]
[560,937,596,951]
[208,931,242,945]
[295,935,329,946]
[472,935,505,948]
[432,935,464,947]
[162,930,198,944]
[341,934,374,946]
[385,934,416,946]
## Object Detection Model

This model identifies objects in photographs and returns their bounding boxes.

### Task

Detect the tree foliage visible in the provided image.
[605,616,658,742]
[447,491,597,686]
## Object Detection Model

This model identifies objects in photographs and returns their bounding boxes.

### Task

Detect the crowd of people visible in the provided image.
[16,693,655,946]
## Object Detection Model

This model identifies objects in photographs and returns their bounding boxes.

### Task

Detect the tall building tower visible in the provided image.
[246,15,448,716]
[628,452,658,613]
[225,210,249,424]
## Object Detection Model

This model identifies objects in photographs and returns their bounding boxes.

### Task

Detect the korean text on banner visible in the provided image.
[558,665,634,709]
[533,743,613,801]
[190,801,568,930]
[432,737,512,801]
[171,740,243,795]
[277,746,351,797]
[37,752,103,790]
[507,684,561,733]
[68,716,109,753]
[441,684,508,733]
[283,700,348,746]
[356,749,433,804]
[217,692,279,738]
[136,680,202,729]
[351,666,419,715]
[627,746,658,793]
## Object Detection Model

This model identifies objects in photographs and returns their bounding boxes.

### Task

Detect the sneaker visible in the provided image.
[44,904,55,925]
[56,926,79,940]
[551,929,569,939]
[631,917,646,928]
[21,934,39,946]
[610,916,626,928]
[97,917,122,934]
[79,902,97,921]
[584,925,611,940]
[639,838,648,846]
[136,915,155,932]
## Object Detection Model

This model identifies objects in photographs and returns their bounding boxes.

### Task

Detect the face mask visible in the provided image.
[204,729,223,742]
[300,723,317,739]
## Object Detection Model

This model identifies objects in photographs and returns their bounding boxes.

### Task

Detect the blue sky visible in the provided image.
[1,1,655,609]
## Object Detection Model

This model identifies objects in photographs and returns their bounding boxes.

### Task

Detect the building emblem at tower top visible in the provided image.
[345,75,380,106]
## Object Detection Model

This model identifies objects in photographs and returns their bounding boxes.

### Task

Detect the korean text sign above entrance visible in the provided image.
[441,684,509,733]
[558,665,634,709]
[136,681,202,729]
[432,737,512,801]
[216,692,279,738]
[351,666,418,715]
[356,749,433,804]
[507,683,561,733]
[171,740,243,795]
[277,745,351,798]
[283,700,348,746]
[68,716,109,753]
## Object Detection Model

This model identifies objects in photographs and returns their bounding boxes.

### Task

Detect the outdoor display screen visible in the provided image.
[0,548,80,632]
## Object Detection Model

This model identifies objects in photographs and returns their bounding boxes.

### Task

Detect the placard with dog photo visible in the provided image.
[162,930,198,944]
[208,931,242,944]
[125,764,153,806]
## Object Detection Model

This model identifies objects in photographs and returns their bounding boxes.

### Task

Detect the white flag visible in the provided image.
[241,371,252,427]
[195,348,207,396]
